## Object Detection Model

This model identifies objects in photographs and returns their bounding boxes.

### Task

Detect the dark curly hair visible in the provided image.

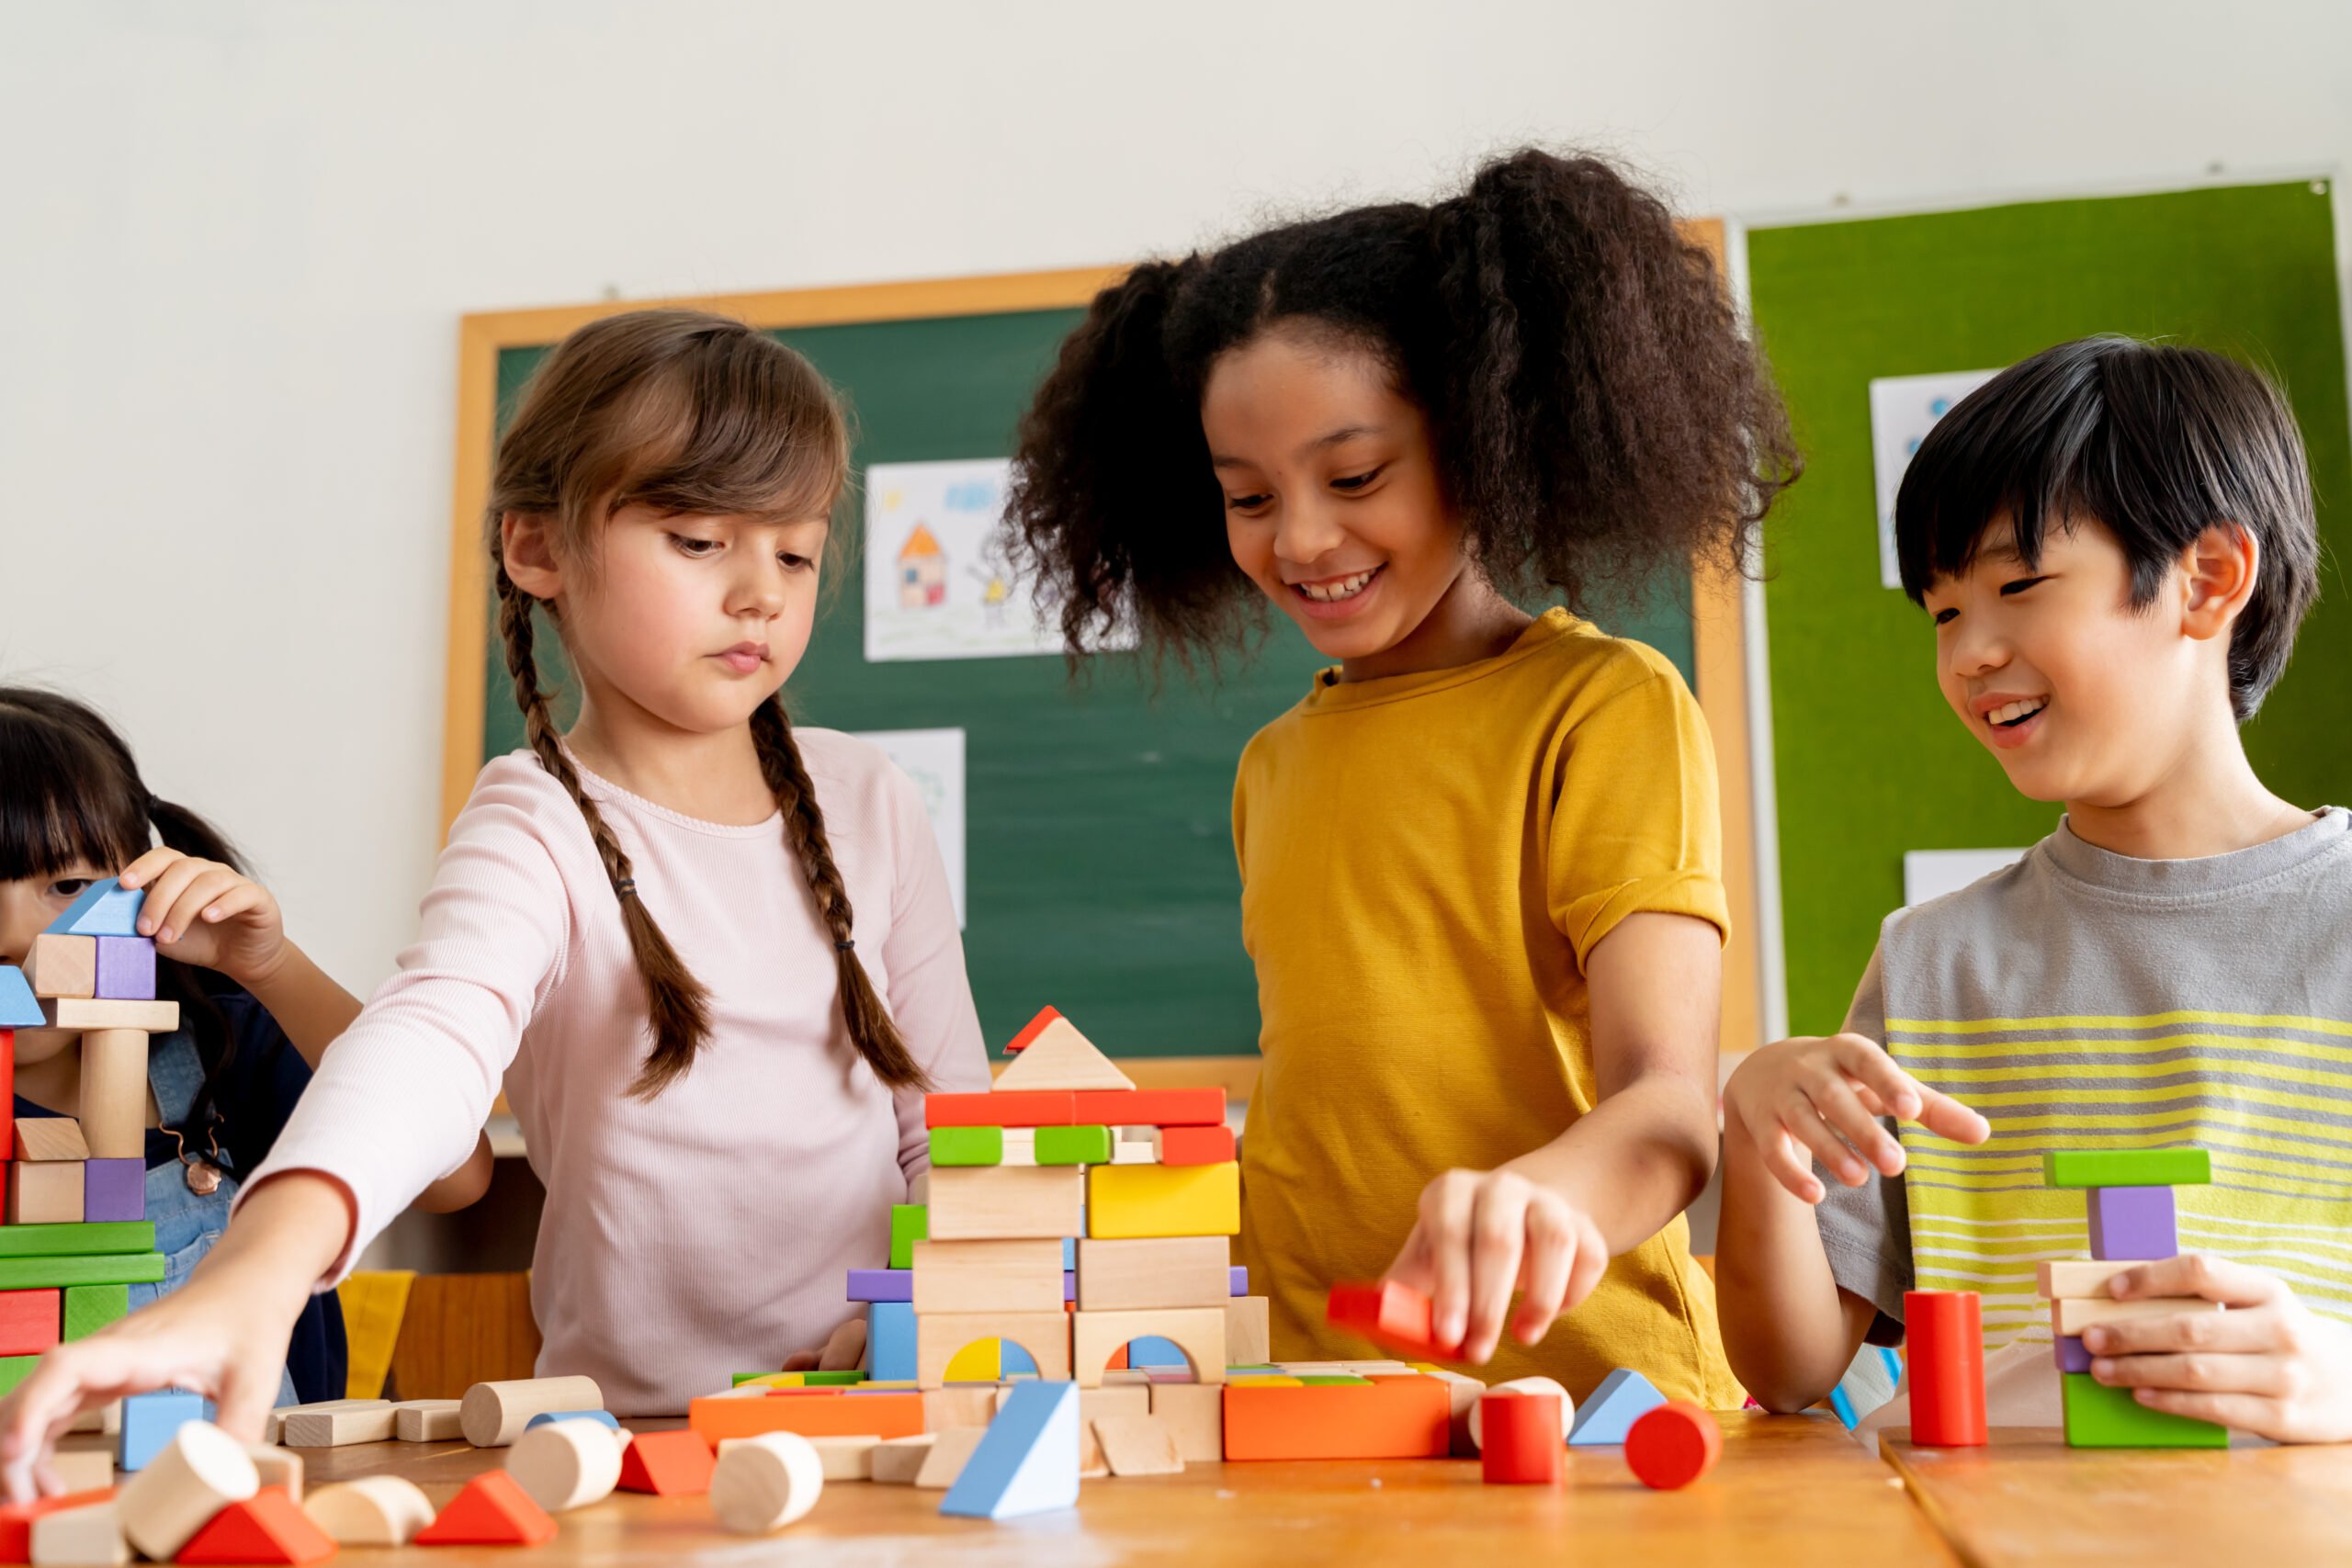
[1006,148,1800,660]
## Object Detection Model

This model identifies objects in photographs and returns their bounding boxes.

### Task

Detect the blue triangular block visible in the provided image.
[46,879,144,938]
[940,1379,1079,1519]
[1567,1368,1668,1445]
[0,967,40,1028]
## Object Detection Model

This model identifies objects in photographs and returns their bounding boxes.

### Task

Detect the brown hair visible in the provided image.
[486,308,929,1098]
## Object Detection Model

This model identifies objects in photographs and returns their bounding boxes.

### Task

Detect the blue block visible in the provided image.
[1826,1345,1903,1430]
[45,880,145,938]
[1062,1236,1076,1269]
[119,1390,211,1472]
[526,1409,618,1432]
[940,1380,1079,1519]
[1001,1340,1040,1377]
[1126,1335,1188,1370]
[869,1300,915,1381]
[0,967,40,1029]
[1229,1265,1248,1296]
[1567,1368,1668,1446]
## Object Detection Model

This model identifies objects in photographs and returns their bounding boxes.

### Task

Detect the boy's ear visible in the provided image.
[501,511,565,602]
[2179,523,2258,644]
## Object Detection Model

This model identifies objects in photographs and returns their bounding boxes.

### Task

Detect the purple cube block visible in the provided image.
[1064,1269,1076,1303]
[1229,1265,1249,1296]
[85,1159,144,1222]
[2054,1335,2092,1372]
[844,1269,910,1303]
[93,938,155,1002]
[2086,1185,2177,1260]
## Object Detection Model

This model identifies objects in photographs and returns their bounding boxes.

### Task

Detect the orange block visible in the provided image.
[1155,1125,1236,1166]
[413,1470,557,1547]
[0,1487,113,1563]
[1326,1280,1462,1359]
[1221,1375,1451,1461]
[687,1391,925,1446]
[1072,1089,1224,1127]
[616,1429,717,1496]
[1003,1007,1063,1053]
[923,1091,1075,1128]
[176,1485,336,1564]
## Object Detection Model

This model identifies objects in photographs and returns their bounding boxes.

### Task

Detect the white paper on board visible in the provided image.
[1868,370,2002,589]
[852,728,967,927]
[1903,847,2029,908]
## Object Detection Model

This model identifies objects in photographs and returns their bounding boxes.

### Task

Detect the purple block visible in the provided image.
[2054,1335,2092,1373]
[93,938,155,1002]
[1064,1269,1076,1303]
[845,1269,910,1303]
[2086,1185,2177,1260]
[85,1159,144,1222]
[1229,1265,1249,1296]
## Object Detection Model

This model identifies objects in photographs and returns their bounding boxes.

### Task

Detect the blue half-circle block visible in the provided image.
[526,1408,619,1432]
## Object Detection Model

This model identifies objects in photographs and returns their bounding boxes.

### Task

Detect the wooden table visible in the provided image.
[1884,1427,2352,1566]
[254,1410,1960,1566]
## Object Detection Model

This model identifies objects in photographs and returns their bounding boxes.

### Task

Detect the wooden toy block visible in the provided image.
[689,1391,924,1444]
[504,1417,622,1512]
[2051,1293,2222,1336]
[1567,1367,1667,1445]
[2055,1336,2093,1372]
[616,1428,716,1495]
[300,1475,435,1545]
[993,1009,1135,1092]
[1109,1137,1157,1166]
[1093,1413,1182,1475]
[868,1300,915,1381]
[801,1434,878,1480]
[911,1427,986,1489]
[280,1404,397,1447]
[0,1488,114,1564]
[911,1237,1064,1314]
[1151,1124,1236,1167]
[14,1120,88,1164]
[40,999,177,1033]
[119,1392,209,1473]
[2044,1147,2211,1189]
[923,1385,1003,1430]
[1904,1290,1987,1446]
[1072,1088,1225,1127]
[942,1338,1001,1382]
[1076,1236,1233,1310]
[929,1125,1003,1167]
[65,1402,121,1438]
[1086,1162,1238,1238]
[243,1446,300,1501]
[391,1399,464,1441]
[711,1432,825,1534]
[916,1311,1069,1389]
[117,1421,257,1559]
[0,1224,154,1260]
[1034,1124,1112,1166]
[0,965,43,1026]
[262,1400,379,1446]
[868,1434,936,1484]
[941,1380,1080,1520]
[458,1374,605,1447]
[413,1469,558,1547]
[74,1033,145,1163]
[0,1289,60,1359]
[1125,1335,1192,1370]
[49,1450,113,1495]
[1467,1377,1571,1448]
[0,1355,38,1398]
[926,1165,1082,1240]
[2036,1258,2139,1300]
[23,935,96,1002]
[1230,1375,1306,1387]
[1073,1308,1226,1388]
[1625,1401,1721,1489]
[45,882,144,940]
[80,1164,140,1226]
[1326,1279,1464,1359]
[2,1166,84,1229]
[1148,1382,1224,1462]
[847,1268,910,1302]
[89,942,153,1005]
[889,1204,928,1269]
[28,1496,126,1565]
[61,1285,126,1344]
[1227,1294,1272,1366]
[1221,1375,1452,1460]
[526,1407,619,1431]
[2062,1371,2227,1449]
[924,1090,1076,1129]
[1480,1391,1564,1484]
[0,1252,162,1292]
[175,1485,336,1565]
[2088,1185,2177,1261]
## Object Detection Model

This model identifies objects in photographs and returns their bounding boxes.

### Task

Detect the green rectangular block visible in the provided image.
[929,1126,1003,1168]
[730,1372,770,1386]
[888,1204,929,1271]
[2043,1149,2211,1190]
[2061,1373,2227,1448]
[62,1283,129,1342]
[0,1223,156,1259]
[0,1253,164,1292]
[1035,1124,1112,1166]
[1297,1374,1374,1386]
[804,1370,866,1386]
[0,1357,34,1397]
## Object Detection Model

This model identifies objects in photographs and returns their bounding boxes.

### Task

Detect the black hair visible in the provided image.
[1894,334,2320,720]
[1006,147,1801,660]
[0,687,256,1143]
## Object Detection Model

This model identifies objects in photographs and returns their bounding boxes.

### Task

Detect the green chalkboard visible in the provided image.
[1747,181,2352,1035]
[477,307,1695,1055]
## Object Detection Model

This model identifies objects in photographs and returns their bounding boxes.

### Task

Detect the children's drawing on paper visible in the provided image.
[1868,369,2000,589]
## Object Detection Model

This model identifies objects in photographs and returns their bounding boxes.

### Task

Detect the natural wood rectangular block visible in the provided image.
[924,1166,1082,1241]
[24,935,96,1001]
[910,1238,1064,1314]
[1077,1236,1234,1311]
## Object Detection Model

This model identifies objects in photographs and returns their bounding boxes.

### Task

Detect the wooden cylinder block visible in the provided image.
[458,1375,605,1448]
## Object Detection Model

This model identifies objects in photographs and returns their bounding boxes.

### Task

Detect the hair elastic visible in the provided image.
[616,878,638,898]
[836,939,855,953]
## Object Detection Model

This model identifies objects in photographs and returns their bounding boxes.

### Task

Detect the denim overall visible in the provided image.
[124,1031,299,1408]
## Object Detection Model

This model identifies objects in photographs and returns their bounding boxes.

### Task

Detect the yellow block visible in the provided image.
[944,1338,1002,1381]
[744,1372,804,1388]
[1087,1162,1240,1238]
[1230,1375,1305,1387]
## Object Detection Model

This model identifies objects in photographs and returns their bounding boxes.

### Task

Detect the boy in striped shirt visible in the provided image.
[1714,336,2352,1442]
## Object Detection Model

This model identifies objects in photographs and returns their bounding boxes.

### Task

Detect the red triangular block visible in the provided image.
[616,1428,716,1496]
[176,1485,335,1564]
[413,1470,557,1547]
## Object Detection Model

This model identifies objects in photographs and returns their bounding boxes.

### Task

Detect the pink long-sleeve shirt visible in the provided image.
[243,732,989,1414]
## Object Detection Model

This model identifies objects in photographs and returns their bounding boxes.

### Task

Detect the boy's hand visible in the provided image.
[1382,1168,1609,1364]
[782,1317,867,1374]
[1723,1033,1990,1202]
[2085,1255,2352,1444]
[118,848,288,989]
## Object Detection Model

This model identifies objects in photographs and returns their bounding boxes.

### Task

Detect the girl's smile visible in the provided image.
[1286,562,1387,618]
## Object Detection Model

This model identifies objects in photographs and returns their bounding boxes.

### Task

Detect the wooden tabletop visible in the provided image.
[1884,1427,2352,1567]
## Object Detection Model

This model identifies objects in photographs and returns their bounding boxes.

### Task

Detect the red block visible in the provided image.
[413,1470,557,1547]
[1221,1376,1452,1461]
[923,1091,1076,1129]
[1155,1125,1235,1166]
[1625,1402,1721,1490]
[1072,1089,1225,1127]
[1905,1290,1987,1446]
[1479,1392,1563,1484]
[0,1487,112,1564]
[0,1291,59,1359]
[1325,1280,1463,1359]
[176,1485,335,1564]
[616,1429,717,1496]
[1003,1006,1062,1054]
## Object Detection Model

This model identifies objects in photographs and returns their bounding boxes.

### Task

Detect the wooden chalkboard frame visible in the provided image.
[441,246,1768,1092]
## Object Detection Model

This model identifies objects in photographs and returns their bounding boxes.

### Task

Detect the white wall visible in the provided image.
[3,0,2349,990]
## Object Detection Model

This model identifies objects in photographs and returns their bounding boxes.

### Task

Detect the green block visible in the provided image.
[62,1284,128,1342]
[0,1357,35,1397]
[1035,1124,1112,1166]
[2043,1149,2212,1190]
[730,1372,770,1386]
[929,1126,1003,1168]
[1297,1374,1373,1385]
[0,1253,165,1292]
[805,1370,866,1386]
[0,1223,156,1259]
[2061,1373,2227,1448]
[888,1204,929,1271]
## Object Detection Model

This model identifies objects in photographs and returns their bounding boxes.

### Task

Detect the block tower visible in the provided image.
[2033,1146,2226,1450]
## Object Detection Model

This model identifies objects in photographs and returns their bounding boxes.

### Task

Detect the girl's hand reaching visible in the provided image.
[782,1316,866,1374]
[1722,1032,1991,1202]
[117,848,288,990]
[1383,1167,1610,1364]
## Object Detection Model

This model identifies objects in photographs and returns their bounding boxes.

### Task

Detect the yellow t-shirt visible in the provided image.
[1232,608,1741,1407]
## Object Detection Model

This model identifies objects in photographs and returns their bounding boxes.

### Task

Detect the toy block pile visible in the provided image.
[2033,1145,2226,1449]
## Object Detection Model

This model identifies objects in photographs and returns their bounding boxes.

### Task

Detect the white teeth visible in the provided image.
[1299,569,1377,603]
[1989,698,2047,726]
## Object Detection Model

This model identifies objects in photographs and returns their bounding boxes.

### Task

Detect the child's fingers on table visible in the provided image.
[2090,1347,2290,1399]
[2110,1253,2284,1308]
[2084,1302,2279,1359]
[2126,1384,2282,1434]
[1462,1179,1531,1362]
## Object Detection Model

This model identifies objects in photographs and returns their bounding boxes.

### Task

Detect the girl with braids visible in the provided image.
[1008,149,1798,1404]
[0,311,984,1476]
[0,688,493,1416]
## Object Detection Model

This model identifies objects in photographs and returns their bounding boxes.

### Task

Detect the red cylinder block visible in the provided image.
[1904,1290,1987,1447]
[1624,1401,1721,1490]
[1478,1392,1563,1484]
